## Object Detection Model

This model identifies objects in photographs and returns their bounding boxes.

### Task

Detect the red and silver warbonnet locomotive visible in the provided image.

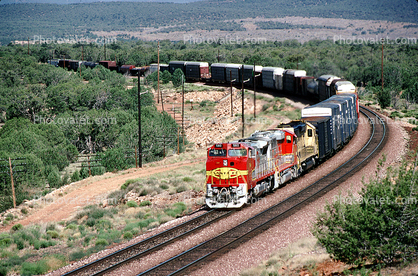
[205,129,301,208]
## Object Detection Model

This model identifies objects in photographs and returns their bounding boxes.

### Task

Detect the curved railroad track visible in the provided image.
[63,209,233,276]
[137,106,387,276]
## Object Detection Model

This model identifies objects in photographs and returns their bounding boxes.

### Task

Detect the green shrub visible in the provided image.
[164,202,187,218]
[121,179,137,190]
[126,200,138,208]
[159,184,169,190]
[176,185,187,193]
[11,223,23,232]
[71,170,80,182]
[0,234,12,248]
[139,200,152,207]
[21,208,28,215]
[65,223,78,230]
[95,238,109,247]
[86,218,96,227]
[21,260,49,276]
[123,231,133,239]
[100,148,128,171]
[46,230,59,239]
[47,168,61,188]
[182,177,193,182]
[313,159,418,267]
[70,250,86,261]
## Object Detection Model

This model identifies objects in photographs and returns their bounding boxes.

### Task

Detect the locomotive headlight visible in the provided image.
[206,184,213,197]
[223,160,227,166]
[236,184,245,196]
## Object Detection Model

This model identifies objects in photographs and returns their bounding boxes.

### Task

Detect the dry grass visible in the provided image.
[240,237,329,276]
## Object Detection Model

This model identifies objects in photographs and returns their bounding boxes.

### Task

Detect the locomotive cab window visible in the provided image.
[209,149,226,157]
[228,148,247,157]
[286,135,292,143]
[308,129,313,137]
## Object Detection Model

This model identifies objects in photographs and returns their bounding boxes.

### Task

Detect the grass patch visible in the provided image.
[139,200,152,207]
[126,200,138,207]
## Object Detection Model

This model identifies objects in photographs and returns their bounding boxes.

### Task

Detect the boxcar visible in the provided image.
[302,102,342,151]
[283,69,306,94]
[169,61,187,74]
[225,64,242,83]
[185,62,209,80]
[210,63,227,83]
[240,65,262,87]
[303,116,333,160]
[317,75,340,101]
[261,67,284,89]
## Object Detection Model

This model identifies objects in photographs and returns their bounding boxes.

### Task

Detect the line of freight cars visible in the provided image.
[49,58,357,103]
[48,59,150,76]
[205,93,359,208]
[159,61,357,103]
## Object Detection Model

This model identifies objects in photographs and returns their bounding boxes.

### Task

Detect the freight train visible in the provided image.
[205,93,358,208]
[48,58,359,209]
[49,59,356,103]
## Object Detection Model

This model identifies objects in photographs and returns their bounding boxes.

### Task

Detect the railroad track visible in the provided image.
[63,209,233,276]
[137,106,387,276]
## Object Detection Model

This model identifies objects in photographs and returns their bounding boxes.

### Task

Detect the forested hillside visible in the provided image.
[1,0,417,45]
[0,45,183,213]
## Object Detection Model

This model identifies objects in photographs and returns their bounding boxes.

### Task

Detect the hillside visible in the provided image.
[1,0,418,45]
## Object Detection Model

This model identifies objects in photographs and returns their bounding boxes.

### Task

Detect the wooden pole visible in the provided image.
[135,145,138,168]
[8,157,16,208]
[157,41,160,104]
[230,70,233,117]
[241,64,245,137]
[253,62,256,119]
[182,75,185,146]
[138,75,142,168]
[88,155,91,177]
[177,127,180,155]
[381,39,384,93]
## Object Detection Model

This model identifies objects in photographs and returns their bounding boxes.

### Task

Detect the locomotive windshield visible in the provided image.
[228,148,247,157]
[209,149,227,157]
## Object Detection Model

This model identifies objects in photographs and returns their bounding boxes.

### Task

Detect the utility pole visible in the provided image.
[8,157,16,208]
[182,75,185,146]
[157,40,160,104]
[241,64,245,137]
[253,62,256,119]
[27,37,29,55]
[138,75,142,168]
[230,71,233,117]
[381,38,384,93]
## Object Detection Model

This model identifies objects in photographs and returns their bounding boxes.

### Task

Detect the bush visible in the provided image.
[100,148,128,171]
[123,231,133,239]
[126,200,138,208]
[172,68,185,87]
[71,170,80,182]
[21,260,49,276]
[46,230,59,239]
[377,88,391,109]
[313,159,418,266]
[139,200,152,207]
[95,238,109,247]
[11,224,23,232]
[47,169,61,188]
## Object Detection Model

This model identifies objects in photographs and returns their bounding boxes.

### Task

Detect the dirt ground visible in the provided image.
[0,158,205,232]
